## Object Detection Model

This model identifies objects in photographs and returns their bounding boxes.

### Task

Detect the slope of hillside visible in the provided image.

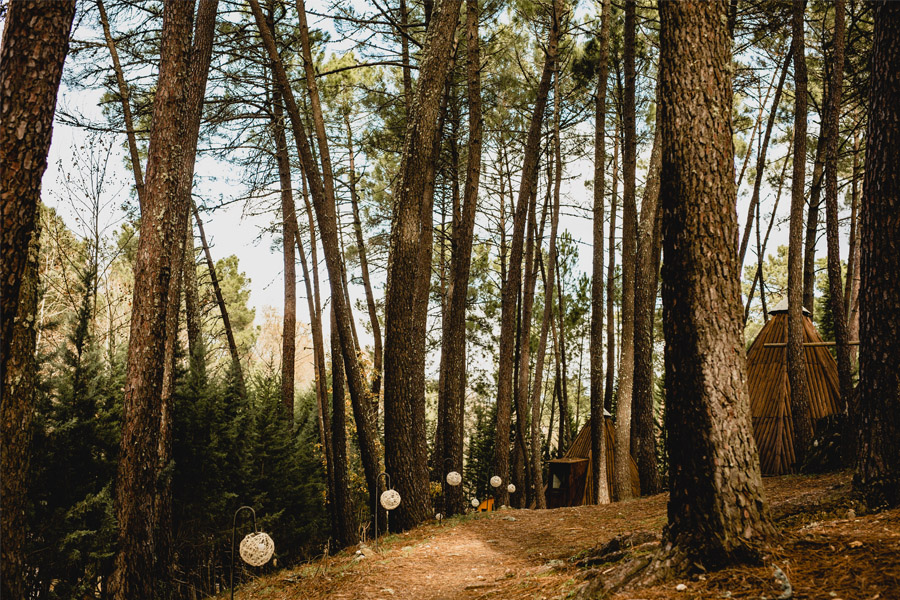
[225,472,900,599]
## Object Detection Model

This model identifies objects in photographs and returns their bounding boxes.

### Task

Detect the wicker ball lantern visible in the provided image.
[446,471,462,486]
[507,483,516,494]
[239,531,275,567]
[471,497,479,508]
[380,489,401,511]
[490,476,502,488]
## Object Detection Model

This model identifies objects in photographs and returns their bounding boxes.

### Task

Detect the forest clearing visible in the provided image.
[227,472,900,599]
[2,0,899,599]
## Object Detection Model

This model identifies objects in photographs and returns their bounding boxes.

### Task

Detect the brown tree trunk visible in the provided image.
[495,0,560,508]
[787,0,814,470]
[738,48,791,269]
[345,115,383,395]
[656,0,774,569]
[854,0,900,508]
[439,0,483,518]
[604,126,619,413]
[556,257,570,453]
[823,0,853,416]
[590,0,612,505]
[330,307,359,545]
[183,218,203,374]
[381,0,462,530]
[614,0,638,501]
[802,130,826,312]
[110,3,195,598]
[846,130,861,365]
[0,3,74,596]
[631,124,662,496]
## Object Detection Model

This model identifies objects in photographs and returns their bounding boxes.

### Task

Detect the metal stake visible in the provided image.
[230,506,258,600]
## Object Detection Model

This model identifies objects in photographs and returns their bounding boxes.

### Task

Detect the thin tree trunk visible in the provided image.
[735,61,780,194]
[655,0,774,571]
[183,217,203,374]
[854,0,900,508]
[275,86,297,417]
[802,130,827,311]
[330,307,359,545]
[738,48,792,269]
[555,256,570,452]
[614,0,638,501]
[0,3,74,596]
[590,0,612,505]
[110,3,194,597]
[787,0,814,470]
[846,130,861,365]
[494,0,560,508]
[604,126,619,413]
[823,0,853,416]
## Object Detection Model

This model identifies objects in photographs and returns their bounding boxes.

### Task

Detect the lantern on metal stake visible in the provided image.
[374,472,400,551]
[490,476,502,512]
[507,483,516,494]
[230,506,274,600]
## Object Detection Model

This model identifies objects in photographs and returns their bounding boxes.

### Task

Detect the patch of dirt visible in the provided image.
[224,471,900,600]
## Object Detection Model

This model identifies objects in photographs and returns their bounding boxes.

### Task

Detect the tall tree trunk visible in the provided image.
[249,0,381,522]
[110,3,195,598]
[345,115,383,395]
[494,0,560,508]
[590,0,612,505]
[192,202,246,396]
[381,0,462,531]
[823,0,853,416]
[802,130,827,311]
[97,0,145,206]
[275,87,297,417]
[631,123,662,496]
[787,0,814,470]
[0,3,74,596]
[846,130,861,365]
[738,49,792,269]
[330,307,359,545]
[604,126,619,413]
[183,218,203,374]
[555,256,570,452]
[614,0,638,501]
[439,0,483,518]
[854,0,900,508]
[656,0,774,570]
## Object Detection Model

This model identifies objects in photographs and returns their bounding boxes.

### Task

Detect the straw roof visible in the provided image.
[746,309,842,475]
[551,417,641,503]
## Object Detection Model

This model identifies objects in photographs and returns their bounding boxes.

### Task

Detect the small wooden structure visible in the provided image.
[545,414,640,507]
[747,299,842,475]
[476,498,494,512]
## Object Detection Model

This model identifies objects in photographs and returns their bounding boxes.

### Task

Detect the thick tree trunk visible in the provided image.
[631,124,662,496]
[604,127,619,413]
[823,0,853,416]
[494,0,559,508]
[0,3,74,596]
[738,48,791,269]
[614,0,638,501]
[590,0,612,505]
[854,0,900,508]
[110,3,195,598]
[439,0,483,518]
[657,0,774,569]
[330,307,359,545]
[382,0,462,531]
[787,0,814,469]
[802,130,827,311]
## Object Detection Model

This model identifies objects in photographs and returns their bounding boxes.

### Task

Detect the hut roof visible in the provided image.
[767,298,812,316]
[747,311,841,475]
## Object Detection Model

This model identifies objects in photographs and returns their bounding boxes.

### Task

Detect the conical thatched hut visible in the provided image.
[545,413,640,507]
[747,299,842,475]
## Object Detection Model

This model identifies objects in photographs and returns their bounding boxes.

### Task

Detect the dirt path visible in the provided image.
[230,472,900,600]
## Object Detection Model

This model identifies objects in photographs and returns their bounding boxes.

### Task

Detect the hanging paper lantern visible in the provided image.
[380,489,401,510]
[446,471,462,486]
[507,483,516,494]
[239,532,275,567]
[490,476,502,488]
[471,497,479,508]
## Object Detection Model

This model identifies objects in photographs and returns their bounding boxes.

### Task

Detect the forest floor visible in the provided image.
[225,471,900,600]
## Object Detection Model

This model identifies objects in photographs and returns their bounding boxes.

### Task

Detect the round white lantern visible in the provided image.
[446,471,462,486]
[471,497,479,508]
[507,483,516,494]
[490,476,502,488]
[380,489,401,510]
[239,531,275,567]
[435,512,442,521]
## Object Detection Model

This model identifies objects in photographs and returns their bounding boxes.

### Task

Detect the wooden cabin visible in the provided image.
[747,299,842,475]
[545,414,640,507]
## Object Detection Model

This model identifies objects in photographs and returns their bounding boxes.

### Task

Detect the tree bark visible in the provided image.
[275,85,297,417]
[110,2,195,597]
[382,0,462,530]
[787,0,814,470]
[439,0,483,517]
[604,126,619,413]
[802,130,826,312]
[657,0,774,569]
[854,0,900,508]
[495,0,560,507]
[590,0,612,505]
[330,307,359,545]
[631,124,662,496]
[614,0,638,501]
[846,130,861,365]
[823,0,853,416]
[0,3,74,596]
